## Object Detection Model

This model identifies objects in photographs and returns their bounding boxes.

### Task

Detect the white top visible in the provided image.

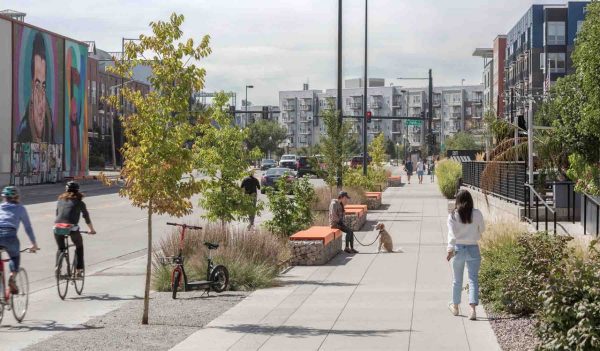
[447,209,485,252]
[416,161,424,172]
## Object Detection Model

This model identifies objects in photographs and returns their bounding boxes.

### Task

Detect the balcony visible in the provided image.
[300,104,312,111]
[472,99,483,105]
[391,99,403,108]
[451,112,462,119]
[369,101,382,109]
[283,104,295,111]
[433,100,441,107]
[349,102,362,110]
[299,128,312,135]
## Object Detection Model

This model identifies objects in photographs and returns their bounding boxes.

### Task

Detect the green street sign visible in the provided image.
[406,120,423,126]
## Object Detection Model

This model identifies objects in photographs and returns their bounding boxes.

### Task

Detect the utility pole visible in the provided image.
[511,88,518,162]
[528,96,534,194]
[428,69,433,156]
[362,0,368,176]
[337,0,343,188]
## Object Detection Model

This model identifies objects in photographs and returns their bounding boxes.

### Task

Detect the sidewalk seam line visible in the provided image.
[407,196,424,351]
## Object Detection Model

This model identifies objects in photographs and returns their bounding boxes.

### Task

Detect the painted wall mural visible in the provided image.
[65,40,88,177]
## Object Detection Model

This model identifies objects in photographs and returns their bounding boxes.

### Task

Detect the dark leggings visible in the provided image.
[55,231,84,269]
[334,223,354,249]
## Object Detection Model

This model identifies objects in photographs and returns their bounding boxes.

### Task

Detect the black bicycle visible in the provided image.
[0,248,34,324]
[54,224,91,300]
[166,222,229,299]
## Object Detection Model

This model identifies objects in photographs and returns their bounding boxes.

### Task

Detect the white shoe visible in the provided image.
[469,309,476,320]
[448,303,459,316]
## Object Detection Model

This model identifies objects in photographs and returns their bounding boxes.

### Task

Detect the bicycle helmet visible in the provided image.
[1,186,18,198]
[66,181,80,193]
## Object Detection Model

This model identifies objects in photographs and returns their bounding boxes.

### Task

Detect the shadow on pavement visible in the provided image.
[212,323,411,338]
[171,292,248,301]
[0,320,103,332]
[276,280,357,287]
[68,293,143,302]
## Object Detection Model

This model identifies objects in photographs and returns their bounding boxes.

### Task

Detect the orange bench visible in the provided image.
[345,204,368,213]
[289,226,343,266]
[365,192,382,209]
[290,226,341,246]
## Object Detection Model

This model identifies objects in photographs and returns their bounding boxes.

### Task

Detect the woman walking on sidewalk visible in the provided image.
[446,190,485,320]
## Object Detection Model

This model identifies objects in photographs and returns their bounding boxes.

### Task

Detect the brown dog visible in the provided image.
[375,223,396,253]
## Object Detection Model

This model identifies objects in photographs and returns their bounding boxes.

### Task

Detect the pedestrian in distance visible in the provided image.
[416,159,424,184]
[404,159,413,184]
[446,190,485,321]
[240,170,261,230]
[430,159,436,183]
[0,186,39,294]
[329,191,358,254]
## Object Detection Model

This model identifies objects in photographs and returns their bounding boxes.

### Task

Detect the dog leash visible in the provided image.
[354,231,382,246]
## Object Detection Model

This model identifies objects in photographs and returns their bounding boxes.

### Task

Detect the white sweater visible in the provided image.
[447,209,485,252]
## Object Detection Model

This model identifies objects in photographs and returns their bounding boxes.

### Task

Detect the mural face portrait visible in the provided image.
[31,52,47,141]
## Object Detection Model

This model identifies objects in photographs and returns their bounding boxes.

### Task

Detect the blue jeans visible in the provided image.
[452,244,481,305]
[0,228,20,273]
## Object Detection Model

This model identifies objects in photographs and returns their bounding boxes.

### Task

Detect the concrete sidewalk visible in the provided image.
[171,181,501,351]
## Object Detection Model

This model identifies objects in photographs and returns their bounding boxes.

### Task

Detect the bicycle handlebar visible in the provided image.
[166,222,202,230]
[20,247,40,253]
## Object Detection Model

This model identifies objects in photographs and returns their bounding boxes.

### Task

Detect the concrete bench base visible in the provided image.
[343,213,366,231]
[388,176,402,187]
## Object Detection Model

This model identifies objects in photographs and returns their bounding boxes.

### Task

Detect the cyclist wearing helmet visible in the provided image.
[54,181,96,277]
[0,186,39,293]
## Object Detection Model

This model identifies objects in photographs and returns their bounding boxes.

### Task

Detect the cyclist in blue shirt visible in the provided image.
[0,186,39,293]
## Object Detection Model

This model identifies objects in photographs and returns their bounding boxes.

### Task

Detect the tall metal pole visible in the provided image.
[528,97,534,196]
[428,69,433,156]
[119,37,124,168]
[245,85,248,128]
[511,88,518,161]
[362,0,368,176]
[336,0,343,189]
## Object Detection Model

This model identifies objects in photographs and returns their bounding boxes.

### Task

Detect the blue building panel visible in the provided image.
[531,5,545,48]
[567,1,589,44]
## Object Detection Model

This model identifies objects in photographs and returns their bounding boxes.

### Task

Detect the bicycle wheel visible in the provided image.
[72,253,85,295]
[56,252,69,300]
[209,265,229,293]
[11,268,28,323]
[172,270,181,300]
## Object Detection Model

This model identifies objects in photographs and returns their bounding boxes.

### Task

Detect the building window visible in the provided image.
[547,22,566,45]
[548,53,566,73]
[91,81,97,105]
[577,20,584,34]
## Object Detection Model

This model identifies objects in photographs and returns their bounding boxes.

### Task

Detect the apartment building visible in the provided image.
[504,2,588,121]
[278,80,483,151]
[473,35,507,118]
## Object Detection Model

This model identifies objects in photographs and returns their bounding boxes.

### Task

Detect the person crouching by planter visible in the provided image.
[446,189,485,320]
[329,191,358,254]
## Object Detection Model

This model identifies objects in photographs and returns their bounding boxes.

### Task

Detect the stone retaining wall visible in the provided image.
[366,197,382,210]
[288,236,342,266]
[344,213,366,231]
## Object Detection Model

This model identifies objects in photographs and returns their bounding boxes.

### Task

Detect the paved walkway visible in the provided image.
[171,180,501,351]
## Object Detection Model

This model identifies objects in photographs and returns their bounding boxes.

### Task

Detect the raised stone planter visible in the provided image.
[344,207,366,231]
[289,227,342,266]
[387,176,402,187]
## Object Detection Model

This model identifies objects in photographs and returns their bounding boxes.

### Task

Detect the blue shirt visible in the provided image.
[0,202,36,243]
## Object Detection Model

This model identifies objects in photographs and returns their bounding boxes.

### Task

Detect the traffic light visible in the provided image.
[366,111,372,123]
[262,106,269,120]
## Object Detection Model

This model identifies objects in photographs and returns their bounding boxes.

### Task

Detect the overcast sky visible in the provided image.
[4,0,566,106]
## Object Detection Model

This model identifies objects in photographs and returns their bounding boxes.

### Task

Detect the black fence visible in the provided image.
[461,161,527,203]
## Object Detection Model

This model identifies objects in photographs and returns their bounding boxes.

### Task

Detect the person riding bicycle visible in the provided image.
[0,186,39,294]
[54,181,96,277]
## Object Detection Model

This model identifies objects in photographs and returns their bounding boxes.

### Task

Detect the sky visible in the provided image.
[3,0,568,106]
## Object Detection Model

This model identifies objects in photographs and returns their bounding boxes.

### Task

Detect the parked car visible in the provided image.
[349,155,372,168]
[260,159,277,171]
[279,154,298,170]
[297,156,328,178]
[260,168,296,194]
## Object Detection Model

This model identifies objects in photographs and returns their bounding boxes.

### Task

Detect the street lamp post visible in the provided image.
[362,0,368,176]
[245,85,254,128]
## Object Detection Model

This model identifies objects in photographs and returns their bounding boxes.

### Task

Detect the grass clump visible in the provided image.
[153,225,291,292]
[436,159,462,199]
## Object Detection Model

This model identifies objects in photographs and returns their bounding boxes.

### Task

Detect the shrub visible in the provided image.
[536,241,600,351]
[344,166,387,191]
[436,159,462,198]
[153,224,290,292]
[264,176,316,236]
[480,223,571,315]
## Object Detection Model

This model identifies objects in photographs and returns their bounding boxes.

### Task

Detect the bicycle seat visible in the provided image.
[204,242,219,250]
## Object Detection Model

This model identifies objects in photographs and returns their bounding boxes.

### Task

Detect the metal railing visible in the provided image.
[583,193,600,237]
[461,161,526,204]
[524,184,557,233]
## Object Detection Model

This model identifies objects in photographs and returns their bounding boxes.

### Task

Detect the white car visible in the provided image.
[279,154,298,170]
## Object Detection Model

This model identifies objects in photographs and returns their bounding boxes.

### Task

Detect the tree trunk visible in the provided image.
[110,114,117,170]
[142,202,153,325]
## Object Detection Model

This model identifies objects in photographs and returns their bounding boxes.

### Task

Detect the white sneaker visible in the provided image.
[448,303,459,316]
[469,309,476,320]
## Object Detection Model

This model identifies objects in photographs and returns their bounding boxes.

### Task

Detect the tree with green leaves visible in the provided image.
[319,103,353,187]
[105,13,208,324]
[368,133,386,166]
[264,176,316,236]
[445,131,481,151]
[194,92,262,224]
[246,119,287,158]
